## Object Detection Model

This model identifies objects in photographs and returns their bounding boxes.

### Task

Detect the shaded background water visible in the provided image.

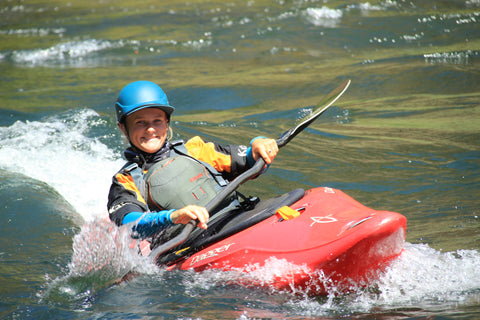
[1,0,479,319]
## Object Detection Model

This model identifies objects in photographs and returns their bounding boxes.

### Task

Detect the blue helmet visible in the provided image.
[115,80,175,123]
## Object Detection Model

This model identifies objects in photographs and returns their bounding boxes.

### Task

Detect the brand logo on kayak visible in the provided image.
[310,215,337,226]
[190,243,235,266]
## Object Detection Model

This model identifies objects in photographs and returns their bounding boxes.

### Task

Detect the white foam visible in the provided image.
[11,39,122,64]
[374,243,480,305]
[303,7,343,28]
[359,2,385,11]
[0,27,66,37]
[278,243,480,315]
[424,50,476,64]
[346,1,396,12]
[190,243,480,313]
[0,109,124,221]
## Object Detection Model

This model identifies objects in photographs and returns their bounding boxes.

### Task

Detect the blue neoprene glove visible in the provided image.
[123,210,175,238]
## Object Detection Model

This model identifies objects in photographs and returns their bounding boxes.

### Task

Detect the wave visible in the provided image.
[45,237,480,317]
[10,39,123,65]
[240,243,480,316]
[5,36,213,67]
[302,7,343,28]
[0,27,66,37]
[424,50,479,65]
[0,108,124,221]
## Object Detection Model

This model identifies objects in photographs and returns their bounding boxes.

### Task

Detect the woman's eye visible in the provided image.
[132,118,164,127]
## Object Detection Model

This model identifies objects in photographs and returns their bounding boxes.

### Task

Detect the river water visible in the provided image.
[1,0,479,319]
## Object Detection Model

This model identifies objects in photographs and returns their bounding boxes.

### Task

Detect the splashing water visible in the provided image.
[373,243,480,307]
[40,218,156,306]
[0,109,124,221]
[293,243,480,316]
[68,219,144,278]
[151,244,480,317]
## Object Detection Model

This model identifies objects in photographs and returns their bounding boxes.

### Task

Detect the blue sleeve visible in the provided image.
[122,210,175,238]
[246,146,255,167]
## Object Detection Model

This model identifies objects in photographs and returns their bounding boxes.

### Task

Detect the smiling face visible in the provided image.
[119,107,169,154]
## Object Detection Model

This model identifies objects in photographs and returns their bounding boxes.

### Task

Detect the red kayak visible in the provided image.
[156,187,406,295]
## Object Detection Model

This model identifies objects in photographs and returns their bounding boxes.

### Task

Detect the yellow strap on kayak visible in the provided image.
[276,206,301,220]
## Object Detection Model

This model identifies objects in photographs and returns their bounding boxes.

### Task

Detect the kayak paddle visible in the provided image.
[149,79,351,262]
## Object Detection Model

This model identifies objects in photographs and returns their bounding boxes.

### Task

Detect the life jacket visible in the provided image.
[121,141,234,212]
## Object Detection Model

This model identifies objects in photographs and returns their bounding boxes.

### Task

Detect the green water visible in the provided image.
[1,0,479,319]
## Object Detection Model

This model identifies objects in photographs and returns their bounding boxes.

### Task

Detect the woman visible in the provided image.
[108,80,278,239]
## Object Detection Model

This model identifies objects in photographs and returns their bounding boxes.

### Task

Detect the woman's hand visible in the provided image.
[170,205,210,229]
[251,138,278,165]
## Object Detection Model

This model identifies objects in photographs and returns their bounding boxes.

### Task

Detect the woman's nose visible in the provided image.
[145,122,156,131]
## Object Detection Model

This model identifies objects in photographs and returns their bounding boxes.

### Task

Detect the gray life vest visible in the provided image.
[122,141,232,212]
